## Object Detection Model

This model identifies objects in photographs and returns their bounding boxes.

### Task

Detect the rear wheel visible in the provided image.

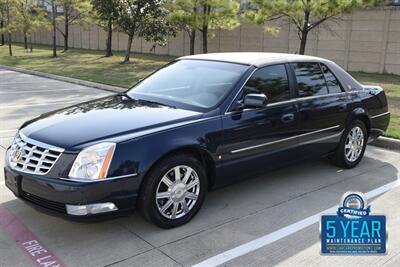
[332,119,368,168]
[138,154,207,228]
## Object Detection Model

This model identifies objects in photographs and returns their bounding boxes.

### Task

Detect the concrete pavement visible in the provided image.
[0,68,399,267]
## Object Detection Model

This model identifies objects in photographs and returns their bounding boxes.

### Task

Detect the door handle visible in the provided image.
[281,113,295,123]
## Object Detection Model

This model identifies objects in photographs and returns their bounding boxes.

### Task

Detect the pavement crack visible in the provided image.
[103,248,154,267]
[157,249,184,267]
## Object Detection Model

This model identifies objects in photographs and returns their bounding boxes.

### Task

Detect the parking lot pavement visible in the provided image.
[0,69,111,138]
[1,69,399,267]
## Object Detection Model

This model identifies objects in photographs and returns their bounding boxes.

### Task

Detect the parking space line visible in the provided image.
[192,179,400,267]
[0,181,4,186]
[0,205,66,267]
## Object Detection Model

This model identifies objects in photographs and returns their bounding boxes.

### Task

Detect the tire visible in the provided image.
[137,153,207,228]
[331,119,368,169]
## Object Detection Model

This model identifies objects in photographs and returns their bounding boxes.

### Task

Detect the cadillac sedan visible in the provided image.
[4,53,390,228]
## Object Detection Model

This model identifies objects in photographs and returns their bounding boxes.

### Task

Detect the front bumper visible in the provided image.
[4,166,141,218]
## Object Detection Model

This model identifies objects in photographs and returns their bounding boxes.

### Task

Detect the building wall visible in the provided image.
[10,7,400,75]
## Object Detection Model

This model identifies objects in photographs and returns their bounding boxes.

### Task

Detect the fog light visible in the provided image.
[66,203,118,216]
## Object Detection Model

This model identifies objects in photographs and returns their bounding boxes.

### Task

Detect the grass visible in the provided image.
[0,43,175,88]
[1,43,399,139]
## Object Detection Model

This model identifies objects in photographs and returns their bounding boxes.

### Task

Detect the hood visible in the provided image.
[21,95,202,150]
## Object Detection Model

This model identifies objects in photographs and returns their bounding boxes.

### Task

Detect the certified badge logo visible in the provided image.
[338,192,370,219]
[320,192,387,255]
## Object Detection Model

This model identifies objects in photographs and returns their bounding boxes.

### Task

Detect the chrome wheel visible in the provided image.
[156,165,200,219]
[345,126,364,162]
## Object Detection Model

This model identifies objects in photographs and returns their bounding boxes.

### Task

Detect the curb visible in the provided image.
[0,65,126,93]
[371,136,400,151]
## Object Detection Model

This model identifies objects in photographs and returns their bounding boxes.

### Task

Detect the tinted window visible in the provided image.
[243,64,290,103]
[321,64,343,94]
[128,60,248,109]
[292,63,328,97]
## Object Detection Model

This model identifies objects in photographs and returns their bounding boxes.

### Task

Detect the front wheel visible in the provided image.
[138,154,207,228]
[332,119,368,168]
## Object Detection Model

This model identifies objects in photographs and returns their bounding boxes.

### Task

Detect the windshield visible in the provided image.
[127,60,249,109]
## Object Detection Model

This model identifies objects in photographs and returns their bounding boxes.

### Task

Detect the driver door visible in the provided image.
[219,64,300,185]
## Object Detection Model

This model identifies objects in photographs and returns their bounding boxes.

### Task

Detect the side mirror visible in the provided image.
[242,93,268,109]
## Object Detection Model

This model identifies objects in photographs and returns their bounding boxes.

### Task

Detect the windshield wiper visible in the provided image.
[123,94,177,109]
[141,99,176,109]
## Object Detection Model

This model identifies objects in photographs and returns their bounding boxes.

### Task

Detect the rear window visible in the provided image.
[326,61,363,91]
[292,63,328,97]
[321,63,343,94]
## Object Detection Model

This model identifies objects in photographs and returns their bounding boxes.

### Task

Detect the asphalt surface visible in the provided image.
[0,68,399,267]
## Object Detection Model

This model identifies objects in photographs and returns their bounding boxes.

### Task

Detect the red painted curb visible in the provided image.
[0,205,66,267]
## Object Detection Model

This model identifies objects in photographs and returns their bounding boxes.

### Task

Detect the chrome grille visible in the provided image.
[7,132,64,175]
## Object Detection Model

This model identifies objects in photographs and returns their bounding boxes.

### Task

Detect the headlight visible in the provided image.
[68,142,116,181]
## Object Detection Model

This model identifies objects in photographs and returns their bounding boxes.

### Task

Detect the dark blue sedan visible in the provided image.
[4,53,390,228]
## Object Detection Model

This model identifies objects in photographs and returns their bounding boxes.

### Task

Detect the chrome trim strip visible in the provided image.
[295,92,347,101]
[19,131,65,152]
[225,99,298,115]
[60,172,139,183]
[230,125,341,154]
[108,173,139,179]
[267,99,297,107]
[297,130,344,146]
[371,112,390,119]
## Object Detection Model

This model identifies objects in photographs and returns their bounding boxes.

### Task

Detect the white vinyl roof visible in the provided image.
[179,52,325,67]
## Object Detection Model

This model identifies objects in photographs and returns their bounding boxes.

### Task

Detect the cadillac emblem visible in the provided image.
[12,146,23,162]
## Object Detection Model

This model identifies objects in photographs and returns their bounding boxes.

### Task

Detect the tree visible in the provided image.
[0,0,17,56]
[50,0,56,57]
[0,21,4,46]
[90,0,119,57]
[167,0,200,55]
[168,0,240,55]
[199,0,240,53]
[14,0,48,52]
[42,0,58,57]
[17,0,29,49]
[246,0,373,55]
[5,0,11,55]
[0,0,6,45]
[56,0,91,51]
[115,0,176,64]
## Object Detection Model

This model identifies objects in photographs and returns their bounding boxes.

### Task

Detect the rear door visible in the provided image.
[290,62,349,154]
